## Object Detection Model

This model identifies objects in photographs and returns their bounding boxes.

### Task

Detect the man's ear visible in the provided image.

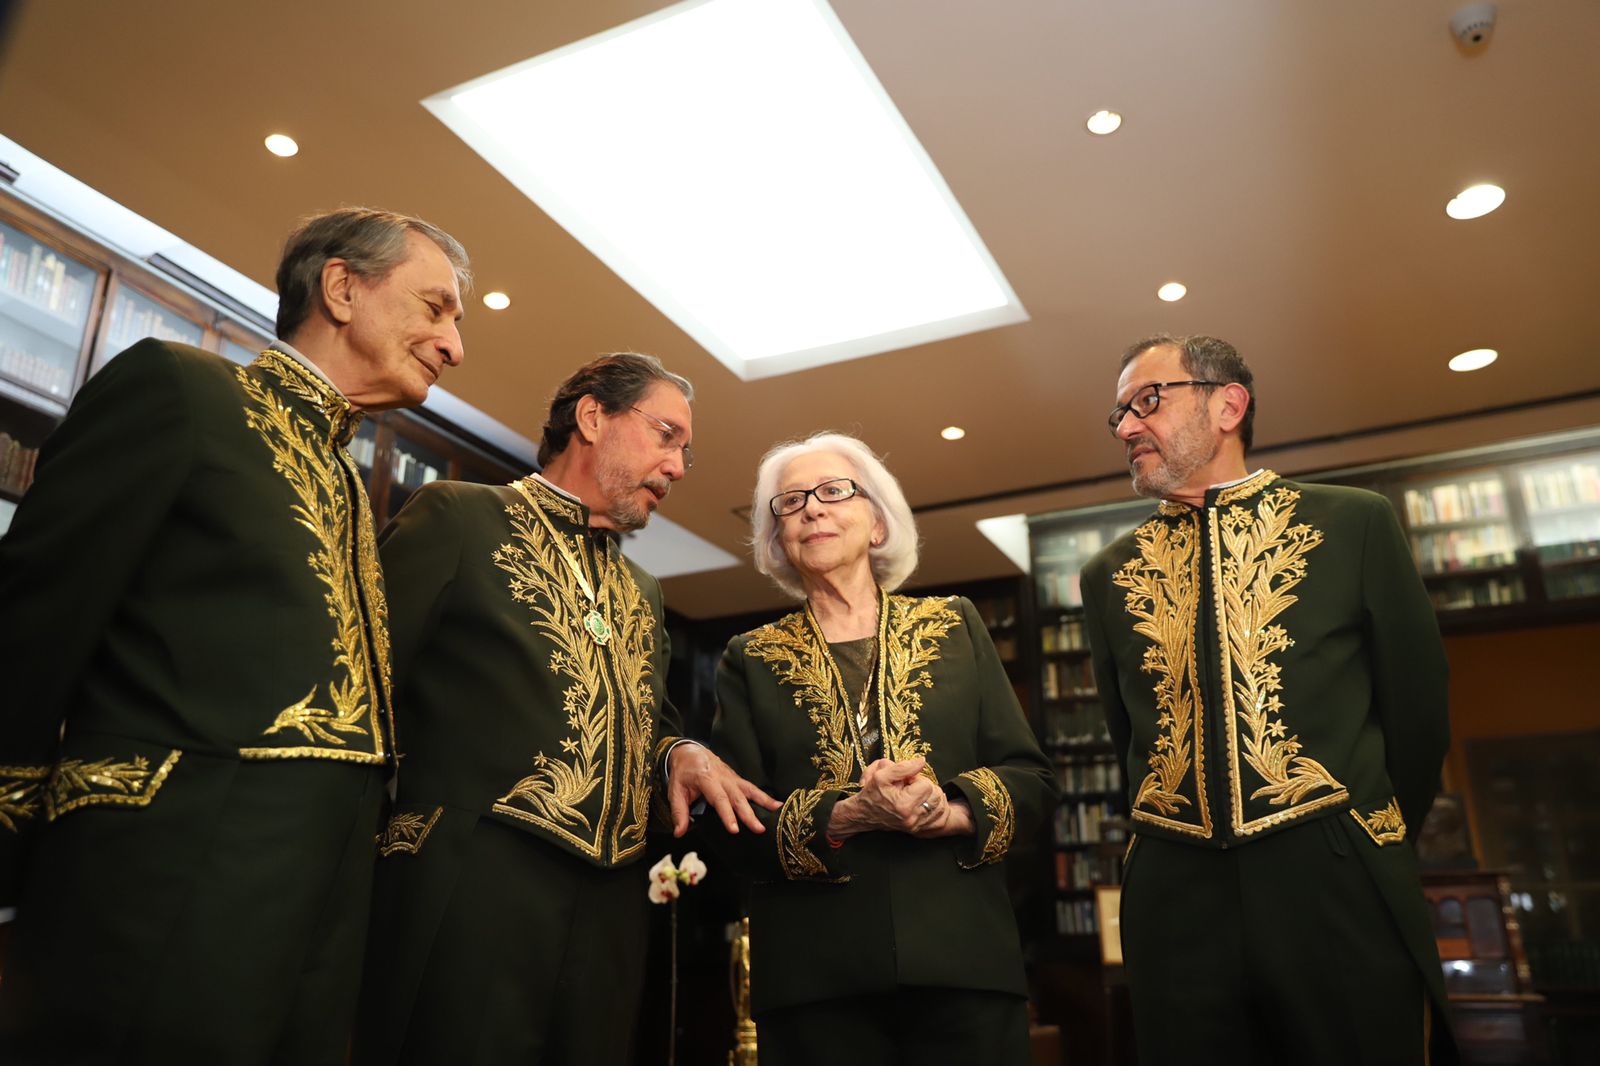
[320,259,356,326]
[574,395,605,446]
[1216,382,1250,435]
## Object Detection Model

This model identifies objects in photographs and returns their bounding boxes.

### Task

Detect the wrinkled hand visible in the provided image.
[910,793,975,839]
[668,742,780,837]
[828,757,947,840]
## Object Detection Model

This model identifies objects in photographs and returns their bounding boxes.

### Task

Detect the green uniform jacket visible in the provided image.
[1079,471,1454,1040]
[0,341,393,903]
[372,475,683,869]
[710,591,1057,1016]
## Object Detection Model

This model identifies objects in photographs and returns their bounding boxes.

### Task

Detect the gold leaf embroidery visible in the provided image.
[377,806,443,856]
[237,355,383,760]
[745,612,857,788]
[0,765,47,832]
[959,767,1015,867]
[1112,514,1212,836]
[45,751,182,818]
[1350,798,1407,845]
[777,788,835,880]
[489,482,655,861]
[1213,485,1347,833]
[879,596,962,762]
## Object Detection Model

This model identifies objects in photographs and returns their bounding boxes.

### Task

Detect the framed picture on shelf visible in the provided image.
[1095,884,1123,966]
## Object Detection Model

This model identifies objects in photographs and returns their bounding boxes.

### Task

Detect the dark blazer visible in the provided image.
[0,340,392,902]
[710,591,1057,1015]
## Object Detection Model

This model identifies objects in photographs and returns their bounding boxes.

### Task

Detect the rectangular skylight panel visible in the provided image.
[424,0,1025,379]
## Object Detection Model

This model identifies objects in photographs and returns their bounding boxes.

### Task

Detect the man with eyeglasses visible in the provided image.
[1079,335,1456,1065]
[354,351,777,1064]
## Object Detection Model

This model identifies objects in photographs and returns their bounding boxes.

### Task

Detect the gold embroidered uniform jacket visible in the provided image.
[1079,472,1450,850]
[710,592,1057,1015]
[0,340,392,903]
[374,476,681,868]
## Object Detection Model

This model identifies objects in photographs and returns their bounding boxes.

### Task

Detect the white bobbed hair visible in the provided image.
[749,432,919,600]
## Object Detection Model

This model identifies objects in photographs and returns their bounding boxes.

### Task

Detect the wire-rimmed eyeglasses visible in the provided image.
[630,406,694,469]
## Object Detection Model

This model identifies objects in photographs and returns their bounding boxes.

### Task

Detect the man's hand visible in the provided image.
[667,742,780,837]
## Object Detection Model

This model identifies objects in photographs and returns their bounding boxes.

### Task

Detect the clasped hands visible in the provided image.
[827,756,973,842]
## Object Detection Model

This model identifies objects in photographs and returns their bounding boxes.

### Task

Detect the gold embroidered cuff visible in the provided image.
[777,788,849,882]
[958,767,1015,868]
[377,807,444,856]
[0,765,49,832]
[1350,797,1407,845]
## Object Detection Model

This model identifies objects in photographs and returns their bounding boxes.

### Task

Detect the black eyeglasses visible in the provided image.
[1107,381,1219,435]
[630,406,694,469]
[769,478,865,517]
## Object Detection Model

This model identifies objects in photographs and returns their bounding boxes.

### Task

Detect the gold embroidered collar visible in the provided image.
[514,473,589,527]
[256,349,363,446]
[1155,469,1279,516]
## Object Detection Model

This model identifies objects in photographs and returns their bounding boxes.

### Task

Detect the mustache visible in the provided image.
[643,477,671,501]
[1125,435,1160,462]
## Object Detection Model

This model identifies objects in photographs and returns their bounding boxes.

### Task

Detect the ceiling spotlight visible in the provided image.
[1445,183,1505,220]
[1086,110,1122,136]
[263,133,299,158]
[482,291,511,310]
[1448,348,1497,372]
[940,426,966,441]
[1157,282,1187,302]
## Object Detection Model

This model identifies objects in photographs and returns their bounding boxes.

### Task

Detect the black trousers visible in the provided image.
[755,987,1030,1066]
[355,815,651,1066]
[1120,816,1450,1066]
[0,755,385,1066]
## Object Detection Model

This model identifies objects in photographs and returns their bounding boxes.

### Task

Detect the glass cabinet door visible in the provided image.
[1516,451,1600,602]
[99,283,204,365]
[0,217,99,410]
[386,429,448,521]
[1400,469,1525,611]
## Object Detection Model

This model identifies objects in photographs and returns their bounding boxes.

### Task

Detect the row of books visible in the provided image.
[1057,755,1123,794]
[1035,569,1085,610]
[392,450,442,490]
[1045,705,1112,749]
[1429,575,1525,611]
[968,596,1016,630]
[1547,568,1600,602]
[0,341,73,397]
[1520,462,1600,513]
[1055,849,1123,891]
[1054,800,1127,845]
[1056,898,1100,935]
[1041,656,1094,701]
[347,433,378,470]
[0,232,94,324]
[0,431,40,495]
[1412,525,1517,575]
[1040,615,1089,653]
[1404,477,1508,526]
[106,295,202,349]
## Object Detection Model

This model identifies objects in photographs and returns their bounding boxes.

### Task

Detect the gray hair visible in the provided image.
[275,207,473,339]
[750,432,919,600]
[538,351,693,467]
[1121,333,1256,451]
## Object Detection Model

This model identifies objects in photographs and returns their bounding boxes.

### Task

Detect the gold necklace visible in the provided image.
[513,478,612,645]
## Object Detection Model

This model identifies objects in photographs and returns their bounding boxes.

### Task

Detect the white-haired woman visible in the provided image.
[708,433,1056,1066]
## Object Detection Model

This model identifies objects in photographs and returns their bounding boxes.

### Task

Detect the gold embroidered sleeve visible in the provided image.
[377,806,444,856]
[956,767,1016,868]
[777,787,850,883]
[1350,797,1407,845]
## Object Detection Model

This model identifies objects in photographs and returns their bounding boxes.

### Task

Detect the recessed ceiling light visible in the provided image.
[263,134,299,158]
[1085,110,1122,135]
[483,291,511,310]
[1157,281,1187,302]
[1445,183,1504,220]
[1448,348,1497,372]
[422,0,1026,382]
[940,426,965,441]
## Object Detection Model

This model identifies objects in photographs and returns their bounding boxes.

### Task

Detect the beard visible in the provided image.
[596,450,669,532]
[1127,406,1219,499]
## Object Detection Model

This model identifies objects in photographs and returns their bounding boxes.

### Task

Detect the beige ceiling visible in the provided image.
[2,0,1597,618]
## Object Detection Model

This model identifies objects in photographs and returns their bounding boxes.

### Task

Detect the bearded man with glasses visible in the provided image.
[354,351,776,1065]
[1080,334,1457,1065]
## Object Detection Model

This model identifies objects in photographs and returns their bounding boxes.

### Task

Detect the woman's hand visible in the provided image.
[826,757,947,840]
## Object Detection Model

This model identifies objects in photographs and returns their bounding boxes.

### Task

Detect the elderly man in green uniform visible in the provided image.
[1079,334,1456,1066]
[0,208,470,1064]
[354,352,777,1065]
